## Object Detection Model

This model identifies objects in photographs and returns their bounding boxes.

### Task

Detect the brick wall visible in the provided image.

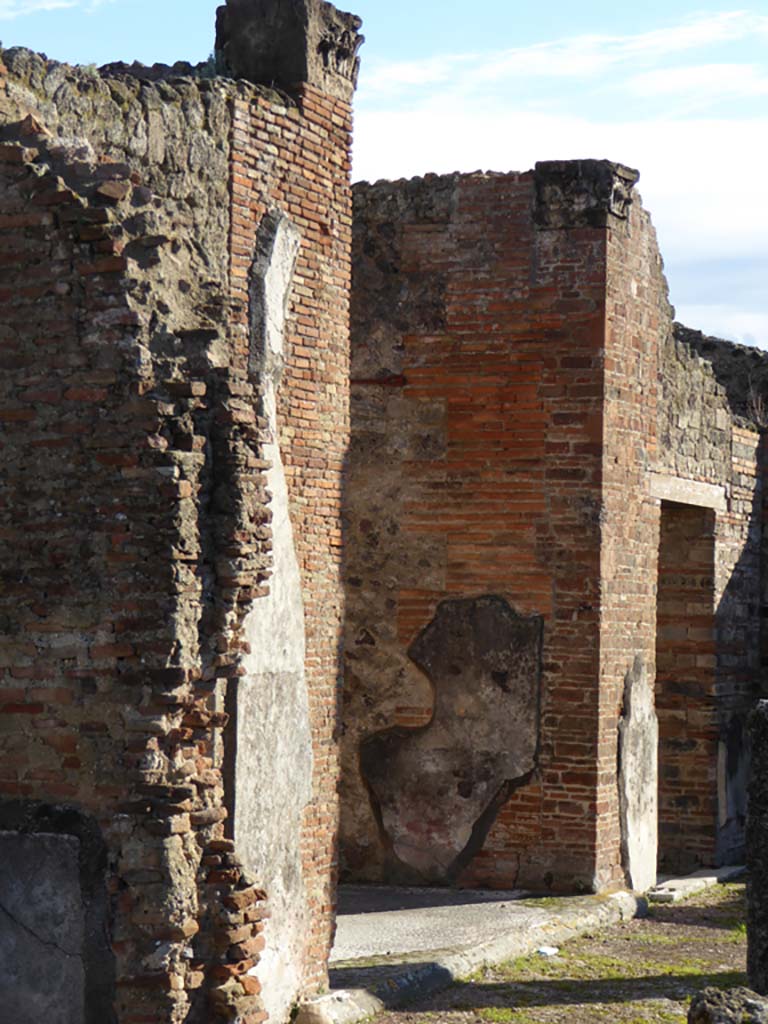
[596,183,669,887]
[0,55,257,1023]
[344,162,768,893]
[344,164,634,892]
[227,81,353,997]
[656,502,718,870]
[0,5,356,1016]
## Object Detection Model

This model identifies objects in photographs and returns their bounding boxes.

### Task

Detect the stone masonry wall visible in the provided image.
[657,326,768,867]
[0,52,256,1024]
[0,3,357,1017]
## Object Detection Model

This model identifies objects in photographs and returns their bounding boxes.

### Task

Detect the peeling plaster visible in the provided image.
[237,213,312,1023]
[618,656,658,892]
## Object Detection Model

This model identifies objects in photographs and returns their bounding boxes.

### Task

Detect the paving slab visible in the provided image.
[332,885,531,962]
[648,864,746,903]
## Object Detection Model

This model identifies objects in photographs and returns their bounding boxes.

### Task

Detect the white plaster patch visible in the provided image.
[236,213,313,1023]
[618,656,659,892]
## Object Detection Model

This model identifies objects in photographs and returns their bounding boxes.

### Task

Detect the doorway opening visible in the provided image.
[655,500,717,873]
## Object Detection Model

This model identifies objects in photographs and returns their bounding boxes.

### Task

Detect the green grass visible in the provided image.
[492,949,717,982]
[479,1011,539,1024]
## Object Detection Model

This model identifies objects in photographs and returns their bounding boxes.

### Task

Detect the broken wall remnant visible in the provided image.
[343,161,768,894]
[0,0,360,1019]
[0,2,766,1019]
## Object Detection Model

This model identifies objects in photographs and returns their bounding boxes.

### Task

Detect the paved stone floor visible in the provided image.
[296,870,745,1024]
[333,885,530,962]
[331,867,746,964]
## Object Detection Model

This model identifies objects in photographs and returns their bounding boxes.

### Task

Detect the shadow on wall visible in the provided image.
[712,432,766,866]
[699,330,768,865]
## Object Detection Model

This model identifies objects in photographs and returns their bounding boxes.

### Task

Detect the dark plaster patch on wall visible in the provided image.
[360,596,542,883]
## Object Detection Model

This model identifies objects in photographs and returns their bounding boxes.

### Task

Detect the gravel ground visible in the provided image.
[372,883,747,1024]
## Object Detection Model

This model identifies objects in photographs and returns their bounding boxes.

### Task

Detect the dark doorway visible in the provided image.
[656,501,717,873]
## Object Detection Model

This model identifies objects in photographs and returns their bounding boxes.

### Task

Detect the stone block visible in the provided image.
[215,0,363,99]
[0,832,85,1024]
[688,986,768,1023]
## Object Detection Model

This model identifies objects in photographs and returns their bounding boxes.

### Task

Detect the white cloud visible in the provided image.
[363,54,473,94]
[612,11,768,59]
[354,108,768,256]
[471,13,768,85]
[359,11,768,100]
[676,306,768,349]
[628,62,768,101]
[0,0,110,18]
[0,0,73,16]
[354,9,768,351]
[353,105,768,344]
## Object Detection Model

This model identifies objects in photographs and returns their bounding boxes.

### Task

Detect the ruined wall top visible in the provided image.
[353,162,641,233]
[668,323,768,430]
[215,0,363,101]
[534,159,640,228]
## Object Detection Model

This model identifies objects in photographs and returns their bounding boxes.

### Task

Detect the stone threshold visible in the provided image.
[648,864,746,904]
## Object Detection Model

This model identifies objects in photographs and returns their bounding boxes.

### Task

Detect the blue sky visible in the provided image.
[1,0,766,347]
